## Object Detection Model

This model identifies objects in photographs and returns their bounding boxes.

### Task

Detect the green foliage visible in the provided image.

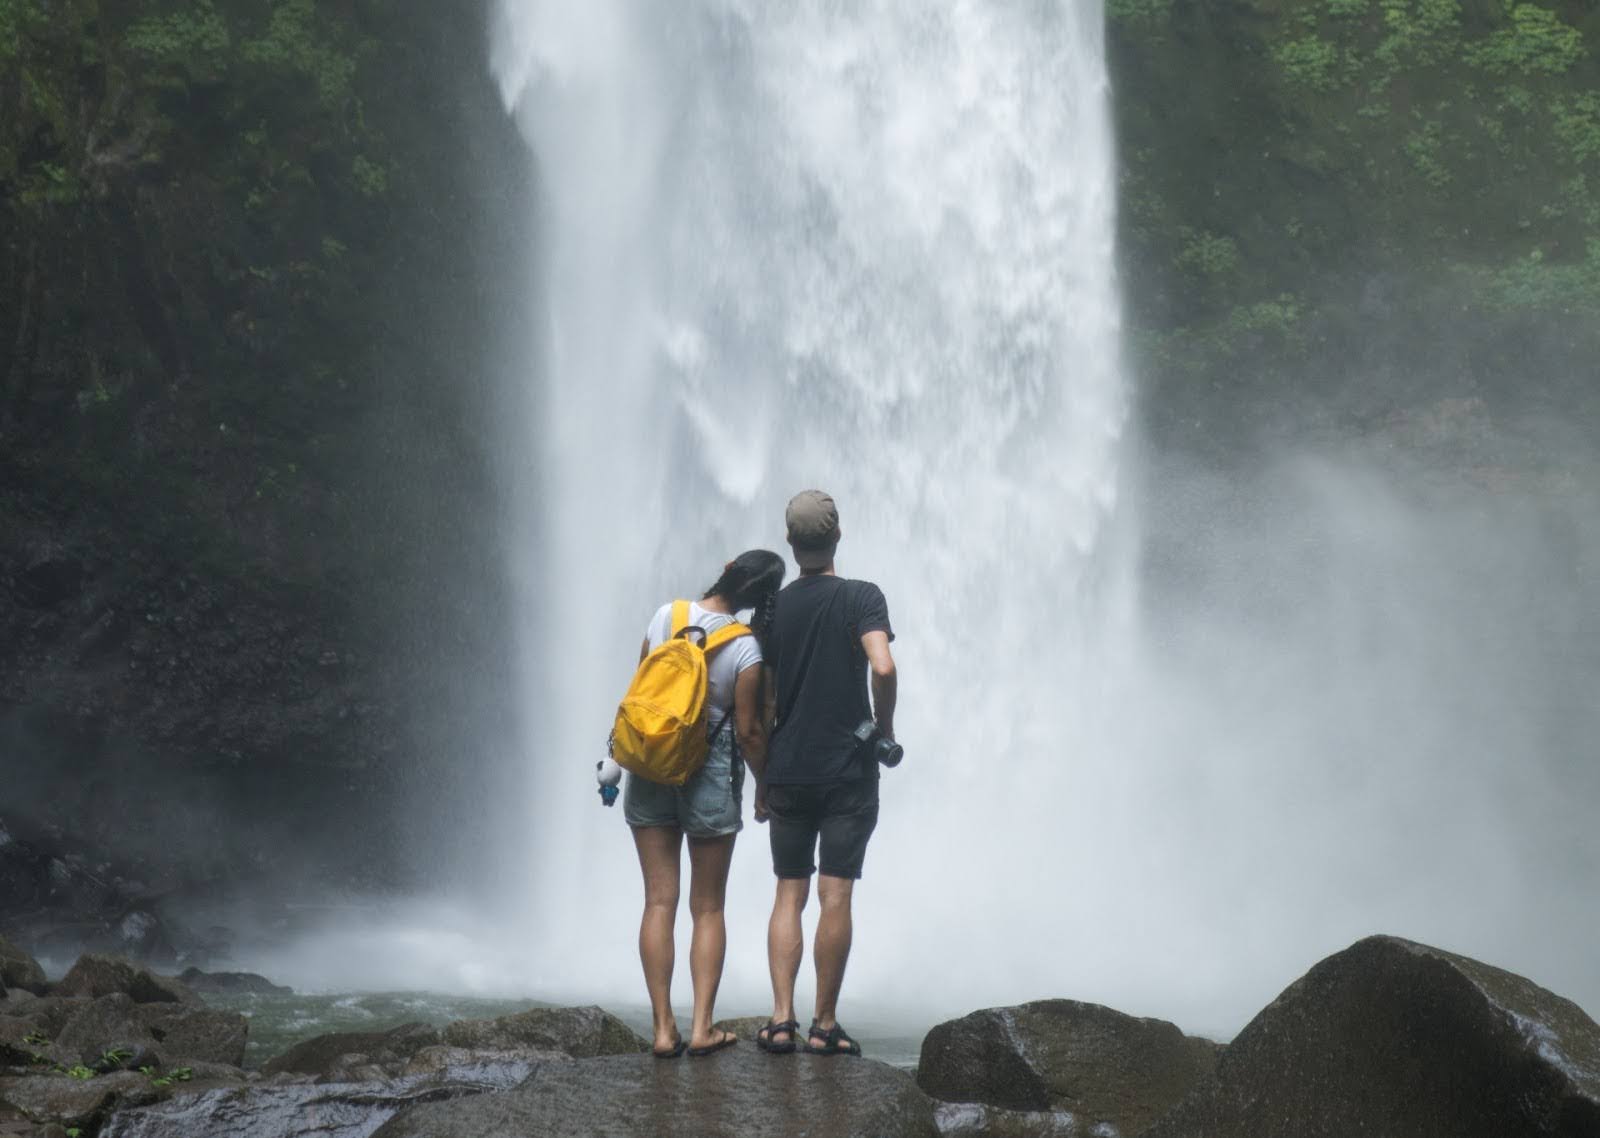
[141,1064,194,1088]
[1276,34,1352,92]
[1176,229,1241,278]
[243,0,358,109]
[1373,0,1462,71]
[1465,3,1585,77]
[1551,93,1600,163]
[351,154,390,198]
[1465,240,1600,312]
[126,0,231,82]
[1107,0,1173,28]
[1404,120,1453,187]
[66,1065,97,1080]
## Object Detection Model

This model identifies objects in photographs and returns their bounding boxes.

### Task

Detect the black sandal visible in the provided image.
[652,1035,687,1059]
[803,1021,861,1056]
[755,1019,799,1054]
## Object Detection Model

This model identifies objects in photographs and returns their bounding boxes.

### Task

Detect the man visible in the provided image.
[755,489,897,1057]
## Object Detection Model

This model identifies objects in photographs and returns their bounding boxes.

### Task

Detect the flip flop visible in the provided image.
[755,1019,799,1054]
[687,1030,739,1057]
[803,1021,862,1056]
[652,1035,687,1059]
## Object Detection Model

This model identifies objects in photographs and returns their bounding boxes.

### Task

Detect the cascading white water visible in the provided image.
[488,0,1131,1019]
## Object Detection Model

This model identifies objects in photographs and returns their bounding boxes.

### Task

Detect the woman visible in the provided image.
[623,549,786,1058]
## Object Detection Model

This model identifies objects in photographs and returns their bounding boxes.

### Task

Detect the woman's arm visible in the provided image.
[733,663,767,781]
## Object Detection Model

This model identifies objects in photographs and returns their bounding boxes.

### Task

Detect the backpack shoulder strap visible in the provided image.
[669,600,691,638]
[702,621,752,656]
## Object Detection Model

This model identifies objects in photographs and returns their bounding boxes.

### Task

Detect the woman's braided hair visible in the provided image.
[703,549,787,653]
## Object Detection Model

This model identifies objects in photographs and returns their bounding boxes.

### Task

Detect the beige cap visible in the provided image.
[785,490,840,569]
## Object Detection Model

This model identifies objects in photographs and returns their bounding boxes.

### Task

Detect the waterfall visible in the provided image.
[488,0,1131,1016]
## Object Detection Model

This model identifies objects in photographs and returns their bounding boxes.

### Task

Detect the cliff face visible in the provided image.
[0,1,530,890]
[1109,0,1600,454]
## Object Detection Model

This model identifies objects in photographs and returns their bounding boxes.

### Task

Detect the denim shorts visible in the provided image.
[623,726,744,838]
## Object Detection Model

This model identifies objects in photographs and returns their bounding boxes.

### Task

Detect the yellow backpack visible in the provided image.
[609,600,752,787]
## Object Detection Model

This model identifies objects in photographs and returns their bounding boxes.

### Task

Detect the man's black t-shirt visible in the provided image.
[765,574,893,785]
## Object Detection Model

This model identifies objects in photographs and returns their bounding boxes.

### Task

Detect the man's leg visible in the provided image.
[767,876,810,1045]
[631,825,683,1053]
[685,833,737,1050]
[812,873,854,1032]
[807,779,877,1051]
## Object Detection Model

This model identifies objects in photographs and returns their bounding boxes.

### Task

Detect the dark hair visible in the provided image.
[704,549,786,648]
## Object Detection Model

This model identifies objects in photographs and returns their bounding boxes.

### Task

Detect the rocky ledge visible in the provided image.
[3,933,1598,1137]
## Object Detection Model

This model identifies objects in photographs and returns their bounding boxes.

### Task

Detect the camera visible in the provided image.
[853,720,903,768]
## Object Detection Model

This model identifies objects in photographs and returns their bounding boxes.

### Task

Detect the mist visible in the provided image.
[205,1,1600,1048]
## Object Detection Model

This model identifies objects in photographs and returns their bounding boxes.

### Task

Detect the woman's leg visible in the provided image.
[632,824,683,1052]
[685,832,737,1049]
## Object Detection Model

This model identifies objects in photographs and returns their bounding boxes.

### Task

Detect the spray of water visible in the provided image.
[486,0,1132,1021]
[234,1,1600,1039]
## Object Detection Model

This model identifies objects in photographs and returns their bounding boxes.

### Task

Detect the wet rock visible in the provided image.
[439,1005,647,1057]
[0,943,45,998]
[0,1016,66,1070]
[934,1101,1087,1137]
[916,999,1220,1135]
[54,993,247,1068]
[261,1023,439,1078]
[132,1004,248,1068]
[53,956,196,1006]
[0,998,85,1041]
[0,1071,159,1129]
[398,1045,558,1085]
[372,1044,938,1138]
[102,1054,552,1138]
[99,912,175,967]
[711,1014,772,1041]
[16,555,83,609]
[175,968,290,996]
[1145,935,1600,1138]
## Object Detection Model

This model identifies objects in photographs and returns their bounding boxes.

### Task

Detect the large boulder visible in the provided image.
[0,942,45,997]
[371,1045,939,1138]
[916,999,1221,1135]
[54,993,248,1068]
[261,1022,440,1078]
[439,1005,647,1057]
[53,956,196,1006]
[0,1071,159,1130]
[1145,935,1600,1138]
[0,995,87,1040]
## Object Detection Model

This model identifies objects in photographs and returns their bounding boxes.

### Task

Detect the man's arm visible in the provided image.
[861,629,897,740]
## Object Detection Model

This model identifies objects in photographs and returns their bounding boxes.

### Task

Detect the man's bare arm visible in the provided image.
[861,630,897,740]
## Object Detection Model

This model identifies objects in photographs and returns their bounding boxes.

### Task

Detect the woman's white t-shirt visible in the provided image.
[644,601,762,730]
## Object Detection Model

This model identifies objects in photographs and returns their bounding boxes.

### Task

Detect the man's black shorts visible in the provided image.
[767,779,879,880]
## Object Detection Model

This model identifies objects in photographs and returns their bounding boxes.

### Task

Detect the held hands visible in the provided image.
[754,778,770,824]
